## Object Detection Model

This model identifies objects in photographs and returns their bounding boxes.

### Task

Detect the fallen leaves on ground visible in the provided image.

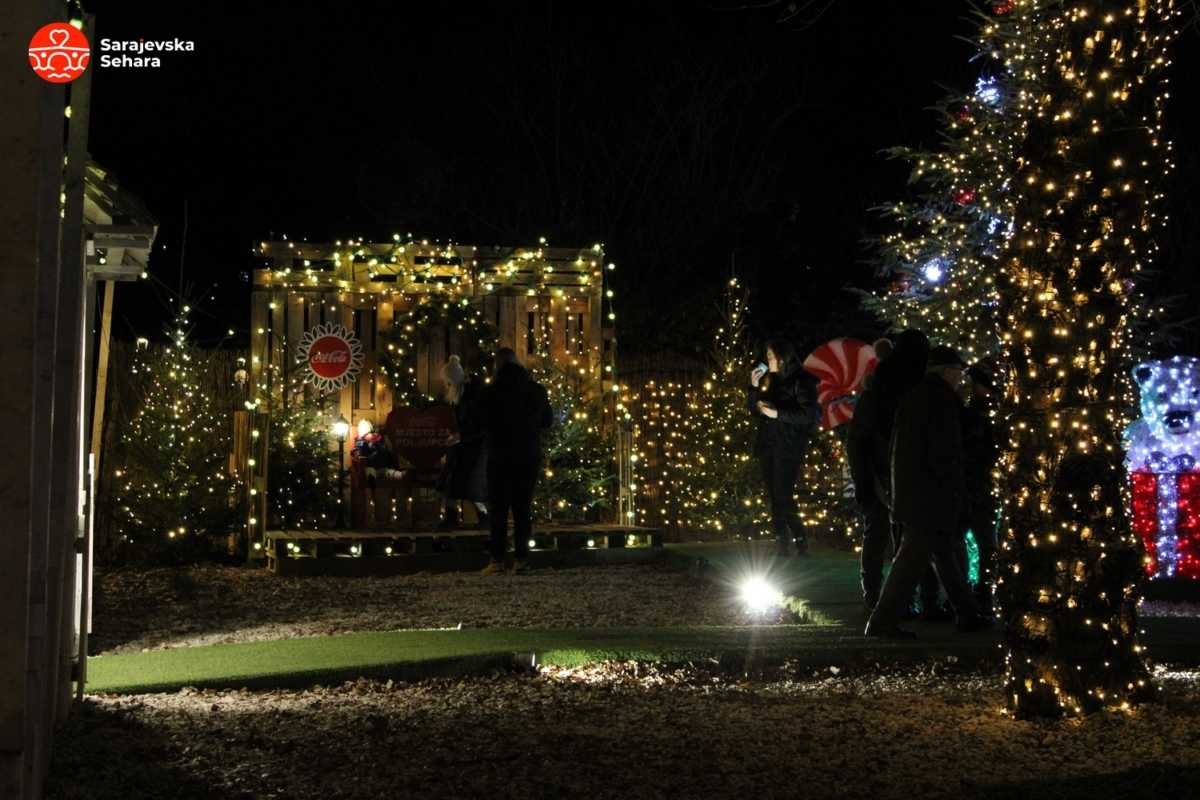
[92,563,754,655]
[49,663,1200,800]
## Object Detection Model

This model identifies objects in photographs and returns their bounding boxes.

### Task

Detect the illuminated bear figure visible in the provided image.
[1125,356,1200,579]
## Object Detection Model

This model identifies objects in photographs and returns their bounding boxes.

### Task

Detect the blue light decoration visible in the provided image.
[922,256,948,284]
[1125,356,1200,579]
[974,75,1002,107]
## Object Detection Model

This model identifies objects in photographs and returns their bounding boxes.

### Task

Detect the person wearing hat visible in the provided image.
[865,344,991,638]
[958,360,1000,618]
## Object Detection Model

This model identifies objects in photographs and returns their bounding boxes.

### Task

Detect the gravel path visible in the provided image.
[50,663,1200,800]
[92,563,748,655]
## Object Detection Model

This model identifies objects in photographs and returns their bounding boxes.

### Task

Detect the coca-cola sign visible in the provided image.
[298,322,364,394]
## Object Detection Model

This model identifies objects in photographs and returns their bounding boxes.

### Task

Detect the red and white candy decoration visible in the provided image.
[803,338,879,429]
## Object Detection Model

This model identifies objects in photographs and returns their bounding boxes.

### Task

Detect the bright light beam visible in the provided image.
[740,576,783,614]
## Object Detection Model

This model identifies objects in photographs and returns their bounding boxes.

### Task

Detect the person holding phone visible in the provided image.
[748,339,819,556]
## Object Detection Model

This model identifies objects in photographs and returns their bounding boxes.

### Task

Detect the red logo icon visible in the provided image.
[298,323,364,394]
[309,337,353,378]
[28,23,91,84]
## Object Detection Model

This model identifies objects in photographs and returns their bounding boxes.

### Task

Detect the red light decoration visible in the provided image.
[1131,470,1159,576]
[1175,472,1200,579]
[953,187,977,206]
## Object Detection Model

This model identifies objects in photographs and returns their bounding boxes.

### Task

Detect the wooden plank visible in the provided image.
[498,295,517,354]
[89,281,116,481]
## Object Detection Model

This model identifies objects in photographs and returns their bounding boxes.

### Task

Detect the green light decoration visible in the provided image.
[965,530,980,586]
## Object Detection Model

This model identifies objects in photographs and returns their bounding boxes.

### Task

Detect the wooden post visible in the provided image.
[89,281,115,480]
[1,3,75,796]
[48,10,95,727]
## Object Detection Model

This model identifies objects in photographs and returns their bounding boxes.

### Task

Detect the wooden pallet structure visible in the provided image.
[265,523,663,576]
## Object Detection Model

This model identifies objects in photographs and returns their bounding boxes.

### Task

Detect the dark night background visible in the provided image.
[84,0,1200,357]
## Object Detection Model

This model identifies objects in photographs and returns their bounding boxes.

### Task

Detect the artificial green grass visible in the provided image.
[86,624,859,695]
[87,543,1008,695]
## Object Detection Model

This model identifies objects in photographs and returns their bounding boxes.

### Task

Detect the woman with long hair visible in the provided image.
[437,355,489,530]
[749,339,820,556]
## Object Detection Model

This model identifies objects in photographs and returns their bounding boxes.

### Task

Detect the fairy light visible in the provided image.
[622,277,857,541]
[993,0,1178,718]
[864,3,1028,363]
[112,307,241,554]
[249,235,622,531]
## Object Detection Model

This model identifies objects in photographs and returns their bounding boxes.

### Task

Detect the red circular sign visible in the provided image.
[29,23,91,84]
[308,335,353,379]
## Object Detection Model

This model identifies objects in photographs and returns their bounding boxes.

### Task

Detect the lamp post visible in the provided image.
[332,415,350,529]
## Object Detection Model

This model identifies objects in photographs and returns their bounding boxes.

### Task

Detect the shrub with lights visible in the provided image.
[530,361,617,522]
[264,379,340,532]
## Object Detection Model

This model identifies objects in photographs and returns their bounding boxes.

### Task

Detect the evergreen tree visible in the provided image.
[631,277,857,544]
[995,0,1177,717]
[865,2,1025,362]
[110,307,239,561]
[529,362,616,522]
[674,278,763,536]
[265,371,339,531]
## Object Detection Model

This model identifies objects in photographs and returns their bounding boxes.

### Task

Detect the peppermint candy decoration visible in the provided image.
[803,338,879,429]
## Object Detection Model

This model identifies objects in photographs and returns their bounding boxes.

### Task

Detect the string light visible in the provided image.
[622,278,857,541]
[994,0,1178,718]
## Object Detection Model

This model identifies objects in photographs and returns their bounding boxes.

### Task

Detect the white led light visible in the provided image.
[740,577,783,614]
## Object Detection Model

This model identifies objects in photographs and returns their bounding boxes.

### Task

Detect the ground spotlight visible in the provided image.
[740,576,783,614]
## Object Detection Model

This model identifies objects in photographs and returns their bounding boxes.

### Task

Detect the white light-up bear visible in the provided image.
[1125,356,1200,579]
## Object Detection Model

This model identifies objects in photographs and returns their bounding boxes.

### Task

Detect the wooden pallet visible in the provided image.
[264,524,663,577]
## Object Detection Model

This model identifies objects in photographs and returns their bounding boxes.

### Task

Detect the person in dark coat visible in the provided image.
[748,339,820,556]
[480,348,553,574]
[437,356,489,531]
[864,345,990,639]
[959,361,1000,618]
[847,330,936,609]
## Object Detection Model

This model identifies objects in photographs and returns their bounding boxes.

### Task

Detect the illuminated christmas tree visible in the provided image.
[530,361,616,522]
[630,277,857,543]
[865,2,1025,362]
[110,307,239,561]
[995,0,1178,717]
[675,278,763,536]
[265,369,339,531]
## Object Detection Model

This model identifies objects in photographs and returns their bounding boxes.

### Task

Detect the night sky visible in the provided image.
[84,1,1200,357]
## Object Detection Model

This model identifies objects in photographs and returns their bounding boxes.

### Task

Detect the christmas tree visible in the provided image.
[629,277,857,544]
[529,361,616,522]
[110,307,239,561]
[864,2,1026,362]
[995,0,1177,717]
[674,278,763,536]
[264,369,339,532]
